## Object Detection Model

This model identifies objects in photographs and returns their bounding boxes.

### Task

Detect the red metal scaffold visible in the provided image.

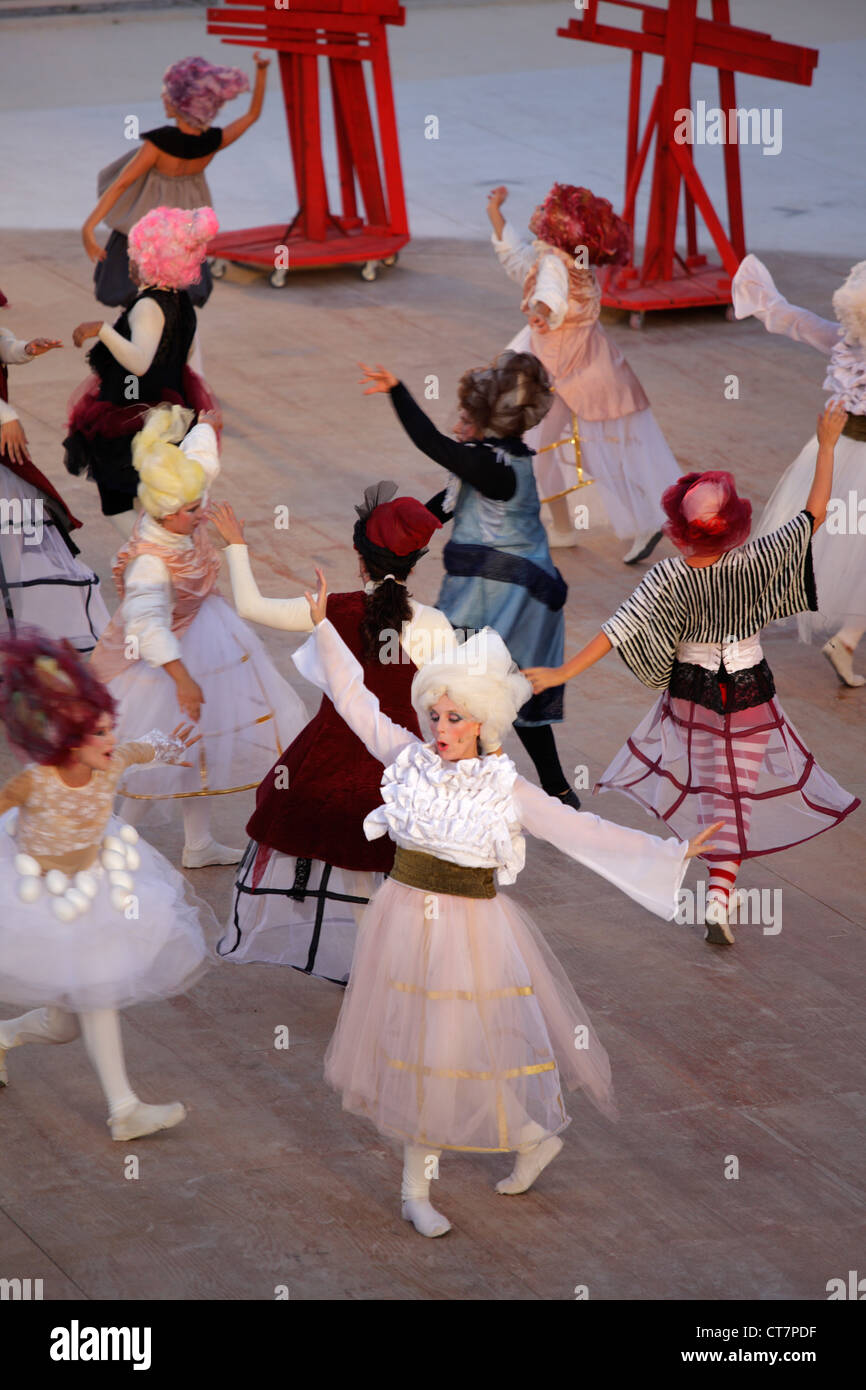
[205,0,409,286]
[558,0,818,324]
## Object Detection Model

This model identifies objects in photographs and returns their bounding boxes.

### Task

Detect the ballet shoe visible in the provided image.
[109,1100,186,1141]
[182,840,244,869]
[704,899,735,945]
[623,529,663,565]
[401,1198,452,1237]
[545,527,580,548]
[554,787,581,811]
[822,638,866,688]
[496,1135,563,1195]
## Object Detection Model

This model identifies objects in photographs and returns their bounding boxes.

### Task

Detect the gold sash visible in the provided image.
[389,846,496,900]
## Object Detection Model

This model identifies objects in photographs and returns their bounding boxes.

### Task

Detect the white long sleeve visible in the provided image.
[122,552,182,667]
[530,252,569,330]
[224,545,314,631]
[491,220,536,286]
[293,618,419,765]
[97,296,166,376]
[179,422,220,489]
[512,776,690,921]
[0,397,20,426]
[0,327,32,367]
[732,254,839,355]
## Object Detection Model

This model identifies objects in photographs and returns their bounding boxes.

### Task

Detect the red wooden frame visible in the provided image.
[558,0,818,317]
[205,0,409,276]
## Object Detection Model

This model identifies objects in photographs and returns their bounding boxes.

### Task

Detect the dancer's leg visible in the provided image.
[0,1008,79,1085]
[495,1121,563,1195]
[78,1008,185,1140]
[182,800,243,868]
[823,621,866,686]
[513,724,579,806]
[401,1144,451,1237]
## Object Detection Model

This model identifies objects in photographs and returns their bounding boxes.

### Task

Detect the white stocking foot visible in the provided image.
[496,1135,563,1195]
[182,840,244,869]
[109,1100,186,1141]
[822,638,865,688]
[401,1198,452,1237]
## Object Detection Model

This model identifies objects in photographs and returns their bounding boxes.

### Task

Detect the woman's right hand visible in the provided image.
[0,419,31,466]
[304,566,328,626]
[487,185,508,213]
[358,361,399,395]
[173,671,205,723]
[522,665,563,695]
[82,226,106,263]
[208,501,245,546]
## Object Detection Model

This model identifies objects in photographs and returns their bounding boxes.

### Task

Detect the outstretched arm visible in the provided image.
[731,254,839,355]
[295,568,419,765]
[806,400,847,531]
[209,502,313,630]
[524,630,612,695]
[221,52,270,148]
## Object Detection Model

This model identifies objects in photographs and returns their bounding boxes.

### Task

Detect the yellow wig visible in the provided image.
[132,405,206,518]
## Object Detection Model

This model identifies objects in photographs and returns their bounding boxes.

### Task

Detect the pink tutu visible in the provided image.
[324,878,615,1153]
[595,693,859,860]
[66,366,217,442]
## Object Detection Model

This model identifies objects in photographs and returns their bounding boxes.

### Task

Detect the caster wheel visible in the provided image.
[724,304,735,322]
[382,253,399,268]
[629,311,645,330]
[209,258,228,280]
[360,260,379,282]
[269,267,288,289]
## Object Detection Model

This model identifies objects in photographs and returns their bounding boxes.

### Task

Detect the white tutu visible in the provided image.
[107,594,306,821]
[756,433,866,638]
[0,811,214,1012]
[0,465,109,652]
[220,840,376,984]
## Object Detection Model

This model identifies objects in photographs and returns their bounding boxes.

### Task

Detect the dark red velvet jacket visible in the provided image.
[246,591,422,872]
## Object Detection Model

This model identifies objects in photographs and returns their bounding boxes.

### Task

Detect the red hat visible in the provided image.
[662,471,752,558]
[365,496,441,555]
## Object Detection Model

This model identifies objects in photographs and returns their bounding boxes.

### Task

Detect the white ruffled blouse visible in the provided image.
[363,739,526,884]
[293,618,692,919]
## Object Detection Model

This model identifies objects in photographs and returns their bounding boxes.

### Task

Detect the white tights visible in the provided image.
[182,800,213,852]
[0,1006,137,1117]
[835,621,864,651]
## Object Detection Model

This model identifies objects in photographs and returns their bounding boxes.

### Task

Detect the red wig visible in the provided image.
[0,631,116,766]
[533,184,630,267]
[662,472,752,559]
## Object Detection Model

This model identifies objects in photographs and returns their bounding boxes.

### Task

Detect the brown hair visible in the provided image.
[457,350,552,440]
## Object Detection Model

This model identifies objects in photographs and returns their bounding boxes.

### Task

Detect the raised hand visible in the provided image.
[304,566,328,626]
[816,398,847,447]
[72,321,103,348]
[359,361,399,395]
[208,501,246,546]
[685,820,725,860]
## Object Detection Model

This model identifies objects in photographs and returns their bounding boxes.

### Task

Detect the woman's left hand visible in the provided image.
[253,50,270,73]
[304,566,328,626]
[208,501,245,546]
[522,665,563,694]
[0,419,31,466]
[25,338,63,357]
[359,361,399,395]
[72,321,103,348]
[685,821,725,860]
[168,722,202,767]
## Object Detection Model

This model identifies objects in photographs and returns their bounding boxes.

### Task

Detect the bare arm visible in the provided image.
[82,143,158,260]
[221,53,270,148]
[807,400,847,531]
[523,631,612,695]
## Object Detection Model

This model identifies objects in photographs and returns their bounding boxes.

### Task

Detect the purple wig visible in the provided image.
[163,56,249,132]
[0,631,116,766]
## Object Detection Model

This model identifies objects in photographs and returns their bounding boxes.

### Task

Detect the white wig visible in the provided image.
[832,260,866,346]
[411,627,531,754]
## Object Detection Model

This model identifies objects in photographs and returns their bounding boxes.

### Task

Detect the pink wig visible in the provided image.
[128,206,220,290]
[0,630,116,767]
[163,56,249,132]
[532,184,630,267]
[662,471,752,559]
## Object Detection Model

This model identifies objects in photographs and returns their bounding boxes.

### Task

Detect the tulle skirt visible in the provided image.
[219,840,375,984]
[324,878,615,1152]
[0,465,109,652]
[756,433,866,638]
[595,693,859,860]
[525,394,680,538]
[109,596,307,823]
[0,812,214,1012]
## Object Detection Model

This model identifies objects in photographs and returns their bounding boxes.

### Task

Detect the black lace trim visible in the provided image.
[669,658,776,713]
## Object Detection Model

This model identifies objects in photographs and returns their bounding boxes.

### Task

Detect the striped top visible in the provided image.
[602,511,816,690]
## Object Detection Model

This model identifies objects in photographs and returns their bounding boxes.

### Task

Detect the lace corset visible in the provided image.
[363,741,526,885]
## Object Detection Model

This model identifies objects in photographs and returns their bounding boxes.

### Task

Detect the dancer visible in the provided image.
[89,406,306,868]
[210,485,456,982]
[0,325,109,650]
[733,253,866,687]
[525,403,859,946]
[0,632,214,1140]
[65,205,219,537]
[295,571,717,1237]
[360,353,579,809]
[487,184,681,561]
[83,52,268,308]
